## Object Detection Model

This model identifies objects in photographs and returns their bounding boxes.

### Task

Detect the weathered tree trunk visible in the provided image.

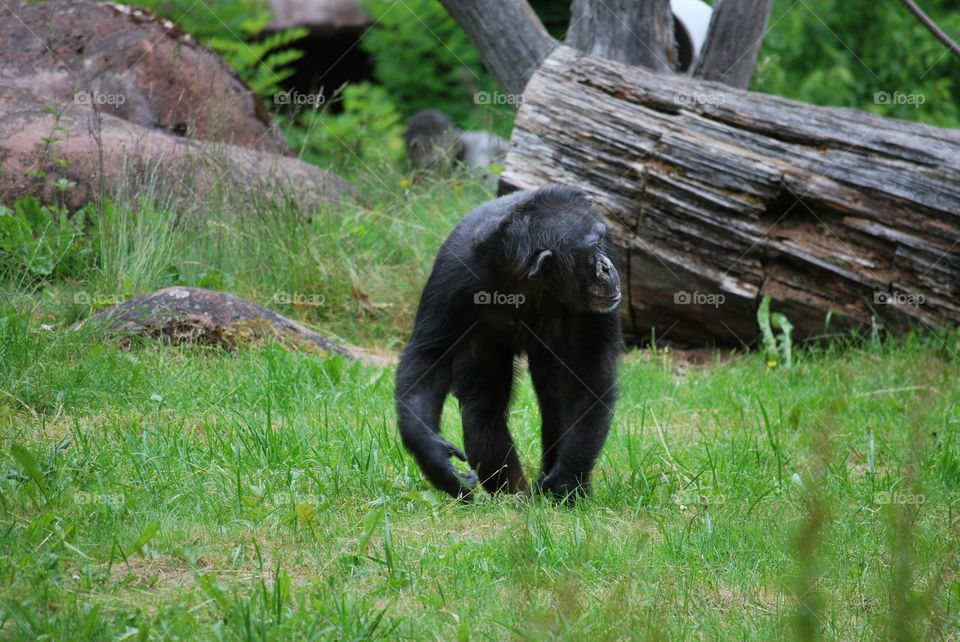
[567,0,674,71]
[501,46,960,345]
[692,0,775,87]
[438,0,554,96]
[439,0,959,345]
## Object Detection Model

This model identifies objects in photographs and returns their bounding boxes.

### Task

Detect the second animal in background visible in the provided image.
[404,109,509,174]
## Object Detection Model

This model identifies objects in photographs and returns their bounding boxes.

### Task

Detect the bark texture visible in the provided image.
[501,46,960,345]
[692,0,775,88]
[566,0,674,71]
[438,0,555,96]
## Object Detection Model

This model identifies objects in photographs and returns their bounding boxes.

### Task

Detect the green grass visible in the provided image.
[1,175,959,639]
[12,167,494,350]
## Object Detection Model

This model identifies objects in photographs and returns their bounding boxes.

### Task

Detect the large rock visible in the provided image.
[0,0,286,154]
[74,287,361,359]
[0,87,354,210]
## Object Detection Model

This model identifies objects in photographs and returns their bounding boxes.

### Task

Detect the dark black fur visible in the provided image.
[395,185,622,503]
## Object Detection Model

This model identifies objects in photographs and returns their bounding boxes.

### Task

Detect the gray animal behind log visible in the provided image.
[404,109,508,170]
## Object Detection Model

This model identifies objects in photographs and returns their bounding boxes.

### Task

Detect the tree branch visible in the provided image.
[692,0,774,88]
[896,0,960,61]
[439,0,556,97]
[565,0,674,72]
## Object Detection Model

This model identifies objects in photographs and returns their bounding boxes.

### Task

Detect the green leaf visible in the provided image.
[357,506,384,557]
[10,444,48,499]
[757,296,778,359]
[295,502,317,526]
[125,520,160,557]
[771,312,795,368]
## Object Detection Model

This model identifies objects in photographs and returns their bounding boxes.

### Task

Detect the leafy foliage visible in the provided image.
[132,0,306,98]
[286,82,406,170]
[360,0,503,127]
[757,295,795,368]
[754,0,960,127]
[0,198,93,280]
[211,27,309,98]
[136,0,273,42]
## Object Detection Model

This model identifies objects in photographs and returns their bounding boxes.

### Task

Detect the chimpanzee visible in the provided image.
[395,185,622,503]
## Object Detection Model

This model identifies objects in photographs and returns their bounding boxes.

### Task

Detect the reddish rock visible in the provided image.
[0,87,354,211]
[0,0,287,153]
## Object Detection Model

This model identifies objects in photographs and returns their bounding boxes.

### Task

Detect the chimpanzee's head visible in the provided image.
[520,190,622,314]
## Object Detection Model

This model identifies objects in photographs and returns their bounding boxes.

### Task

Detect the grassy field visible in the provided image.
[1,174,959,640]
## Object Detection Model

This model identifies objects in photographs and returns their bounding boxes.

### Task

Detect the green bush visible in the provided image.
[360,0,503,127]
[131,0,306,98]
[286,82,406,170]
[210,26,308,98]
[754,0,960,127]
[0,198,94,281]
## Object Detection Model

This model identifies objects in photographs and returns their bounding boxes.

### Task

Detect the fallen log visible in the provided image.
[500,45,960,345]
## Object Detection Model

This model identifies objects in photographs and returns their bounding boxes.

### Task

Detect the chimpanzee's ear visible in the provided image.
[526,249,553,279]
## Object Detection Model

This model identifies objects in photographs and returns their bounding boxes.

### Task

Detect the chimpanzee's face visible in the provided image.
[577,221,621,313]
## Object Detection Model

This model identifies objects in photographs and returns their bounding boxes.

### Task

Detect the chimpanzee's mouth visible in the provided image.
[592,292,622,312]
